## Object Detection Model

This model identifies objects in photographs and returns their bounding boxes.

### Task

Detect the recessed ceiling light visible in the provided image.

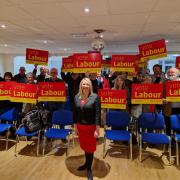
[4,44,8,47]
[43,40,47,44]
[100,34,104,38]
[165,40,169,43]
[1,24,6,28]
[84,7,90,13]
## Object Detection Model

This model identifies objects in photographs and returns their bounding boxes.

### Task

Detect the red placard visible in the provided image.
[73,53,101,73]
[176,56,180,69]
[101,60,111,68]
[111,55,137,72]
[10,83,37,103]
[26,48,48,65]
[139,39,167,62]
[38,82,66,102]
[131,84,163,104]
[62,56,73,72]
[166,81,180,102]
[0,82,15,100]
[98,89,127,109]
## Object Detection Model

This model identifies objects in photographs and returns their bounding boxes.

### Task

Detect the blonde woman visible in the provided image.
[73,77,101,180]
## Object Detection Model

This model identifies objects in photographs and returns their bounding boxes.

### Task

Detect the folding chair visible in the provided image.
[139,113,171,163]
[42,109,74,156]
[170,114,180,166]
[0,107,19,150]
[103,111,132,159]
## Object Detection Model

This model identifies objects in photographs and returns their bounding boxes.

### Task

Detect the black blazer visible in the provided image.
[73,93,101,125]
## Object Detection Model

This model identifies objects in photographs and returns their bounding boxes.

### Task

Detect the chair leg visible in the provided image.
[168,139,172,165]
[103,137,106,159]
[5,130,10,150]
[130,134,132,160]
[14,135,18,156]
[72,133,75,147]
[42,136,47,156]
[66,135,70,157]
[37,131,40,156]
[139,135,142,162]
[176,140,179,166]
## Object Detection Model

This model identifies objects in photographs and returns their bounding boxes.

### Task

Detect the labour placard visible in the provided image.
[111,55,136,72]
[131,84,163,104]
[26,48,48,65]
[166,81,180,102]
[62,56,73,72]
[0,82,15,100]
[176,56,180,69]
[38,82,66,102]
[98,89,127,109]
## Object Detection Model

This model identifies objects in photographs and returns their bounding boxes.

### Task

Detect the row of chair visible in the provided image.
[0,108,180,166]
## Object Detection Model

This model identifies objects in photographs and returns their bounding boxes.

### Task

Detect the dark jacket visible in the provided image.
[33,68,46,83]
[14,74,27,83]
[73,93,101,125]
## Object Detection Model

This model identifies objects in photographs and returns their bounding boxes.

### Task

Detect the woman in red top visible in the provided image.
[73,77,101,180]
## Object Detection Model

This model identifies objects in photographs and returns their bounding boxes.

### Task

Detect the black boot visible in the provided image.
[87,169,93,180]
[77,163,86,171]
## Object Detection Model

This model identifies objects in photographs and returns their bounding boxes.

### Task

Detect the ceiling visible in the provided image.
[1,0,180,55]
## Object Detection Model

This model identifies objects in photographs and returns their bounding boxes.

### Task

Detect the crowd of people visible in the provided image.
[0,64,179,180]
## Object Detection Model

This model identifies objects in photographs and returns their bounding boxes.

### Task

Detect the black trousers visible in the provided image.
[85,152,94,170]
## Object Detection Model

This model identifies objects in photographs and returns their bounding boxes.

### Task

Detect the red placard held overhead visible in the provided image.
[98,89,127,109]
[10,83,37,103]
[62,56,73,72]
[38,82,66,102]
[166,81,180,102]
[176,56,180,69]
[139,39,167,62]
[73,53,101,73]
[26,48,48,65]
[111,55,136,72]
[131,84,163,104]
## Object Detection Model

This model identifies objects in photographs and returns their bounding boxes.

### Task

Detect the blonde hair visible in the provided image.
[78,78,93,99]
[113,75,126,90]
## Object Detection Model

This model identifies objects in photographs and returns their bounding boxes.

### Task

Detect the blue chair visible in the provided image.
[170,114,180,166]
[103,111,132,159]
[0,107,19,150]
[139,113,171,163]
[42,110,74,156]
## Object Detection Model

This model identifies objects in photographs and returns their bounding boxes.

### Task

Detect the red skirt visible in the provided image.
[77,123,96,153]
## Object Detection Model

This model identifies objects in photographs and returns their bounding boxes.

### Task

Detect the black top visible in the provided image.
[73,93,101,125]
[14,74,27,83]
[45,78,64,82]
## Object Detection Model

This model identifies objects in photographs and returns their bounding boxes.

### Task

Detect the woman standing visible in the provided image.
[73,78,101,180]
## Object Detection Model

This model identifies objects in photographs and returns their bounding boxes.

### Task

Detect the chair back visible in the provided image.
[0,107,19,122]
[139,113,165,130]
[106,111,129,128]
[170,114,180,132]
[52,110,73,126]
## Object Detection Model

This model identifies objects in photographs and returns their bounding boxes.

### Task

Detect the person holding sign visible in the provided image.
[163,67,180,135]
[73,78,101,180]
[14,66,27,83]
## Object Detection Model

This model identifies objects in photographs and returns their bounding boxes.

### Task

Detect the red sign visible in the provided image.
[10,83,37,103]
[62,56,73,72]
[38,82,66,102]
[98,89,127,109]
[139,39,167,62]
[131,84,163,104]
[101,60,111,68]
[166,81,180,102]
[111,55,137,72]
[0,82,15,100]
[176,56,180,69]
[73,53,101,73]
[26,48,48,65]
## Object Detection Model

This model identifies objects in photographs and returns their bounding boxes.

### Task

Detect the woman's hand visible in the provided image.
[94,125,100,138]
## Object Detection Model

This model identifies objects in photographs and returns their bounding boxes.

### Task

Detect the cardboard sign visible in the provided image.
[166,81,180,102]
[176,56,180,69]
[131,84,163,104]
[101,60,111,68]
[73,53,101,73]
[10,83,37,103]
[38,82,66,102]
[26,48,48,65]
[0,82,15,100]
[62,56,73,72]
[139,39,167,62]
[98,89,127,109]
[111,55,136,72]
